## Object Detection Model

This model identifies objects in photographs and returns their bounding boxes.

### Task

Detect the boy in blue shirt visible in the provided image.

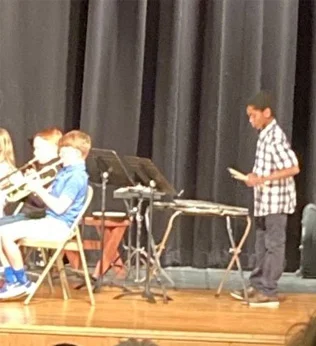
[0,130,91,298]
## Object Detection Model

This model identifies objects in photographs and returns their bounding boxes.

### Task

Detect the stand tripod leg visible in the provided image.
[153,267,175,288]
[124,200,135,273]
[215,216,251,301]
[135,199,144,283]
[144,200,173,303]
[149,210,182,288]
[92,172,109,293]
[225,216,248,302]
[149,232,175,289]
[122,199,146,284]
[113,200,147,299]
[153,273,173,303]
[114,278,172,304]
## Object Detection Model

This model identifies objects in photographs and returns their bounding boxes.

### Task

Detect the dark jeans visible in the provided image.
[249,214,288,296]
[0,213,29,226]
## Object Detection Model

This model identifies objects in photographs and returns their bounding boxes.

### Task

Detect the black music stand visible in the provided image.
[85,148,134,292]
[123,156,178,196]
[114,156,176,303]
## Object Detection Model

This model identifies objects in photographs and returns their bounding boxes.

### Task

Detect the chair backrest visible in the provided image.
[68,185,93,237]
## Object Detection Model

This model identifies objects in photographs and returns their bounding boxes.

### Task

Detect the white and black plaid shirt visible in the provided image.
[253,119,298,217]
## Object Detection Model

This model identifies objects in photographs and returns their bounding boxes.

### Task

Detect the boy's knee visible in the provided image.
[265,236,286,253]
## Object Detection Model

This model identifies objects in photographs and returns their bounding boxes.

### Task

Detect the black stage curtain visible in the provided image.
[0,0,314,271]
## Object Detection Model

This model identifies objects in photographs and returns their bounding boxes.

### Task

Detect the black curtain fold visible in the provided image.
[150,0,207,265]
[0,0,72,163]
[0,0,313,271]
[80,0,147,156]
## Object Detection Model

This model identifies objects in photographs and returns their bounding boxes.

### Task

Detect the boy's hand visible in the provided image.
[24,168,37,176]
[27,178,43,193]
[245,173,265,187]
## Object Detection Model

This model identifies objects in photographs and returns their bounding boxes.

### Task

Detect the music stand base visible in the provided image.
[74,272,125,292]
[113,288,173,304]
[113,272,173,304]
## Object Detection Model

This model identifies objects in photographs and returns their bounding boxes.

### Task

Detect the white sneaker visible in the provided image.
[0,282,28,299]
[25,281,36,294]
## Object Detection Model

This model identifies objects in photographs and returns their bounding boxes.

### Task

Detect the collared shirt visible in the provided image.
[252,119,298,217]
[46,162,88,226]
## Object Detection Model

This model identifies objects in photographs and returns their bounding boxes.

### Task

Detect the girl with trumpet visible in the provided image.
[0,128,17,217]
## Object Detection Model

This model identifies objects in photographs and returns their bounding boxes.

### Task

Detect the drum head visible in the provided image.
[92,211,127,218]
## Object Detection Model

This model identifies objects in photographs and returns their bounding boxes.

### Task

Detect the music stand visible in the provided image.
[87,148,134,187]
[114,156,175,303]
[123,156,177,196]
[85,148,135,291]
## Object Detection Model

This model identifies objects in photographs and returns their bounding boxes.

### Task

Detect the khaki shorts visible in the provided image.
[0,216,71,242]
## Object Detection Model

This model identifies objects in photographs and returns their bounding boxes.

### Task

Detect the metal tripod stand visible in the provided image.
[113,181,172,303]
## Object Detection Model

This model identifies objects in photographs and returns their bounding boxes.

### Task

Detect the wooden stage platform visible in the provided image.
[0,284,315,346]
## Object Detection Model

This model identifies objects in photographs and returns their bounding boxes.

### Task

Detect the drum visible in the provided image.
[92,211,127,219]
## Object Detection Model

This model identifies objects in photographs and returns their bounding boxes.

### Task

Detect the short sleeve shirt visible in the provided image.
[253,119,298,216]
[46,163,88,226]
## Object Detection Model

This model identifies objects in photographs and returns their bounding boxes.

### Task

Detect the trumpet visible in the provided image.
[0,157,37,189]
[1,159,63,203]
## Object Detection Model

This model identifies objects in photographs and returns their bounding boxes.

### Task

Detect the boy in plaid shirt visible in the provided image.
[231,91,300,307]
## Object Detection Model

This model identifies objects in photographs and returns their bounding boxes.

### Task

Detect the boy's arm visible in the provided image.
[247,166,299,186]
[246,139,300,187]
[261,165,300,182]
[27,181,72,215]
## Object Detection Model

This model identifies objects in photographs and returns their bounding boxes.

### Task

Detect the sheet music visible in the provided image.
[227,167,248,181]
[227,167,269,187]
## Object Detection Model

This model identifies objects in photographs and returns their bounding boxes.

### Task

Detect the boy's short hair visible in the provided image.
[247,90,276,117]
[59,130,91,159]
[34,127,63,146]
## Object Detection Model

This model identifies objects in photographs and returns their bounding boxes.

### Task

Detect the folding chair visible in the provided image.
[18,185,95,305]
[298,203,316,278]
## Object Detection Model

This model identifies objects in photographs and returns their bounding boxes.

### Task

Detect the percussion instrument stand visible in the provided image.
[104,196,144,287]
[215,215,252,303]
[144,206,176,287]
[153,200,251,302]
[122,199,136,273]
[93,171,109,293]
[122,196,148,283]
[114,181,172,303]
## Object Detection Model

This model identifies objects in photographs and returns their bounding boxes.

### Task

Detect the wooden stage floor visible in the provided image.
[0,284,315,346]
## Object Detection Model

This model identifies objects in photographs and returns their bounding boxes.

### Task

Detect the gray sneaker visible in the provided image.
[248,292,280,308]
[230,286,257,301]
